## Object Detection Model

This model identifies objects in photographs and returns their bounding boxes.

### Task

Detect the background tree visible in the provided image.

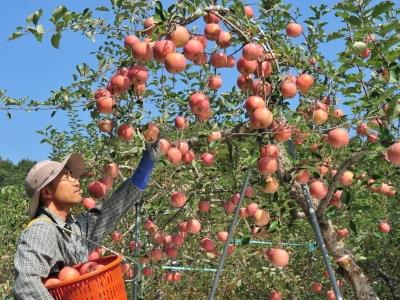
[0,158,36,187]
[1,0,399,299]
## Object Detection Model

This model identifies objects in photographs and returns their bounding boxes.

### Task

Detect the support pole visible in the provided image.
[208,169,251,300]
[287,140,343,300]
[162,266,218,272]
[132,202,142,300]
[300,184,343,300]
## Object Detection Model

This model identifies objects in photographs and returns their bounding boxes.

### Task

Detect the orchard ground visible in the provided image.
[1,0,400,299]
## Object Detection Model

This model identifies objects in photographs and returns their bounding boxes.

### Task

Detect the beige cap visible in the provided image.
[24,153,85,218]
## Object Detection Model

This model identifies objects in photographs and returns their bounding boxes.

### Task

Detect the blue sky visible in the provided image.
[0,0,343,164]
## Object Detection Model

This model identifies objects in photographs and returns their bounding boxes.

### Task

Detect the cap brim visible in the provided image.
[28,153,85,218]
[28,190,41,219]
[63,153,85,179]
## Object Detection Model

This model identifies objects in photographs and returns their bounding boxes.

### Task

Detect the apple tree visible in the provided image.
[2,0,400,299]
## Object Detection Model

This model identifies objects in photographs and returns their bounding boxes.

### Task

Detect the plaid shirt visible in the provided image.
[13,179,143,299]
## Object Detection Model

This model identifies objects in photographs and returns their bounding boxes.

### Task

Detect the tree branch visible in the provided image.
[316,150,369,218]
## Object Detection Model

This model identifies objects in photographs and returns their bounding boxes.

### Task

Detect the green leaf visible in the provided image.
[51,32,61,48]
[98,56,106,69]
[63,12,72,24]
[27,9,43,25]
[4,98,21,105]
[334,2,358,13]
[384,33,400,49]
[155,1,163,12]
[152,14,162,23]
[378,127,395,146]
[8,31,23,41]
[115,13,126,25]
[352,41,367,52]
[51,111,57,118]
[82,8,92,19]
[85,31,96,42]
[386,98,400,121]
[36,24,45,34]
[0,187,5,196]
[167,4,176,13]
[343,100,357,106]
[231,0,245,16]
[349,220,358,235]
[240,236,250,245]
[160,75,166,84]
[380,20,400,36]
[326,31,345,42]
[209,141,220,149]
[388,65,400,83]
[34,25,45,41]
[267,220,279,232]
[95,6,109,11]
[372,232,381,238]
[346,15,360,26]
[340,189,352,206]
[76,64,84,76]
[6,112,11,119]
[51,6,67,23]
[370,1,394,19]
[155,1,166,21]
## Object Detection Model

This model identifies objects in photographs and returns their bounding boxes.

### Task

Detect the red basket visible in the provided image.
[46,255,127,300]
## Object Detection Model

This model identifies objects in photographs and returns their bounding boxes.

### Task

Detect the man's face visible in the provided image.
[46,168,82,208]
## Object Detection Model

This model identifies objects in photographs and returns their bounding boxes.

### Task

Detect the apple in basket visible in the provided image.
[43,277,62,288]
[78,262,99,275]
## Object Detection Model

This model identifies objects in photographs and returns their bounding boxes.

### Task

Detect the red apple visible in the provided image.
[82,197,96,209]
[244,186,254,197]
[44,278,62,288]
[143,266,153,277]
[217,231,228,242]
[175,116,187,129]
[171,234,185,247]
[198,200,211,212]
[79,262,98,275]
[88,250,100,261]
[129,241,141,252]
[379,222,391,233]
[266,248,290,268]
[58,266,80,281]
[88,181,107,199]
[99,176,113,191]
[201,237,215,251]
[336,228,350,238]
[269,290,283,300]
[103,162,119,178]
[171,191,187,208]
[201,152,215,166]
[311,282,323,293]
[112,231,123,242]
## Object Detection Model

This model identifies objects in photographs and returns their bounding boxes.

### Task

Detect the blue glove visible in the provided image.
[130,140,160,190]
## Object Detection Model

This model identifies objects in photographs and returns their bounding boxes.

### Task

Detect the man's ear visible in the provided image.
[40,185,53,206]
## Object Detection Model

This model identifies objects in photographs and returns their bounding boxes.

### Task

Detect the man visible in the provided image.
[14,141,160,299]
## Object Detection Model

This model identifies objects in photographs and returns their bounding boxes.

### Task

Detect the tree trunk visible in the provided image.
[289,183,379,299]
[279,137,382,300]
[319,218,379,300]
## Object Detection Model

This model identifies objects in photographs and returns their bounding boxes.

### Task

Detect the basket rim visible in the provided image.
[45,254,123,290]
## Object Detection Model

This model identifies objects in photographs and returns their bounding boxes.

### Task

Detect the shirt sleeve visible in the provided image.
[78,179,144,251]
[14,222,57,300]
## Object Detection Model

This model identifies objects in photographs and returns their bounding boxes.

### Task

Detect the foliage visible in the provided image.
[0,158,36,188]
[1,0,400,299]
[0,185,29,298]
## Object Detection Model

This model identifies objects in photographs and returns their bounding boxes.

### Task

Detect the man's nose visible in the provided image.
[71,178,80,188]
